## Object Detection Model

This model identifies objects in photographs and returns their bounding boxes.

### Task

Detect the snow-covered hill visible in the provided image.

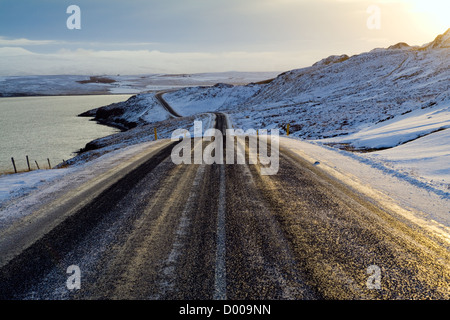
[162,29,450,142]
[90,29,449,140]
[79,94,172,130]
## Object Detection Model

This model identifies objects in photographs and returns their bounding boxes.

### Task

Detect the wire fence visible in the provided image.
[2,156,67,174]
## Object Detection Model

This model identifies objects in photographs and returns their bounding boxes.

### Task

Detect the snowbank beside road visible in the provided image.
[365,128,450,193]
[0,169,69,207]
[319,101,450,194]
[322,103,450,150]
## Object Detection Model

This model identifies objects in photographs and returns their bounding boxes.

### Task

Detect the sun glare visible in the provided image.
[407,0,450,33]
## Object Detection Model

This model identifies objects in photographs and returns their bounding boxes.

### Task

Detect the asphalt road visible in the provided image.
[0,113,448,300]
[155,91,183,118]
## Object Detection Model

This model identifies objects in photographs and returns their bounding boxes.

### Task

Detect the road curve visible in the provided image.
[0,112,448,300]
[154,91,183,118]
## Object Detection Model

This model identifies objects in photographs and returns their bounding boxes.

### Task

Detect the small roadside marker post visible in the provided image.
[26,155,31,171]
[287,123,290,136]
[11,157,17,173]
[154,127,158,140]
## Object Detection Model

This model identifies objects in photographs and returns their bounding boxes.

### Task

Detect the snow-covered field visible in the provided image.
[0,71,280,97]
[0,169,69,209]
[321,102,450,194]
[367,129,450,191]
[321,103,450,150]
[0,30,448,240]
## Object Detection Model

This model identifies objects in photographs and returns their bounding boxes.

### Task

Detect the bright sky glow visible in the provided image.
[0,0,447,75]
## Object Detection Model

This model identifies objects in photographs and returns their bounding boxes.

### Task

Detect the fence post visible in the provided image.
[26,155,31,171]
[48,158,52,169]
[154,127,158,140]
[35,160,40,170]
[286,123,290,136]
[11,157,17,173]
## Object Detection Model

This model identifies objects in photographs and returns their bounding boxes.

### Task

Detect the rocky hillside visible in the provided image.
[79,94,172,130]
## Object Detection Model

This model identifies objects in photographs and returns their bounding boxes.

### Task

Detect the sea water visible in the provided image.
[0,95,131,173]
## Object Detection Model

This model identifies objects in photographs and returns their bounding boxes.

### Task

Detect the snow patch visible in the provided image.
[322,103,450,150]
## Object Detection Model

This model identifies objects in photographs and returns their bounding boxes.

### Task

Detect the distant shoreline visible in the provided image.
[0,71,280,99]
[0,92,135,98]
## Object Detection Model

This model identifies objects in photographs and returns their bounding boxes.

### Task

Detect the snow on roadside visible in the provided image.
[322,103,450,150]
[0,169,70,207]
[365,128,450,193]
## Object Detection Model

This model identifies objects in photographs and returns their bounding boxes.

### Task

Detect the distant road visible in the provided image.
[154,91,183,117]
[0,111,448,299]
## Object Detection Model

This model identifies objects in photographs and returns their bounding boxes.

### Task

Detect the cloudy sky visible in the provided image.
[0,0,448,75]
